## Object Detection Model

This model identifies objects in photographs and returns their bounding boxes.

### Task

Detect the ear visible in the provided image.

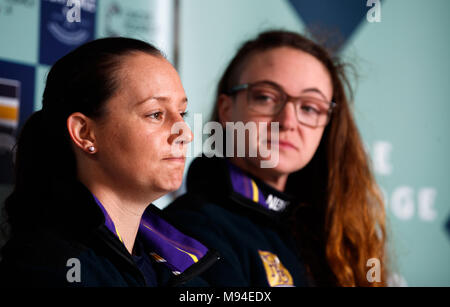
[217,94,234,127]
[67,112,97,154]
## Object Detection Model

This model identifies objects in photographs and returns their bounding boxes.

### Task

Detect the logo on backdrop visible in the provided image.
[369,140,438,223]
[0,77,19,184]
[39,0,96,65]
[0,60,35,184]
[0,0,36,17]
[0,78,20,159]
[103,1,151,38]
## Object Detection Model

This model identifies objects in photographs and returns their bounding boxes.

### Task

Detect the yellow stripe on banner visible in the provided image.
[251,179,259,203]
[175,246,199,263]
[0,105,18,120]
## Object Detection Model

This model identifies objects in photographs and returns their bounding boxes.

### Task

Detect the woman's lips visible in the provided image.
[162,157,186,163]
[278,140,298,150]
[266,139,298,150]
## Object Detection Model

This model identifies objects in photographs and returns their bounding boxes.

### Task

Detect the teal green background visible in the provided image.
[0,0,39,65]
[175,0,450,286]
[341,0,450,286]
[0,0,449,286]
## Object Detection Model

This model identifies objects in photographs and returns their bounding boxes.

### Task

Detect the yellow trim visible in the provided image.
[251,179,259,203]
[0,105,18,120]
[113,224,123,243]
[142,223,199,263]
[175,246,199,263]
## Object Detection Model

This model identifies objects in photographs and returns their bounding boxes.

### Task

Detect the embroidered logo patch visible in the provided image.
[265,194,289,211]
[258,250,294,287]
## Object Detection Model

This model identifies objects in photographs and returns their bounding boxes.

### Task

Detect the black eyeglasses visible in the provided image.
[228,81,336,128]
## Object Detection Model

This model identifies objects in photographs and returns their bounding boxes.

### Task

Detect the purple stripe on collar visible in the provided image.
[227,161,269,209]
[139,208,209,273]
[92,194,120,239]
[92,193,208,274]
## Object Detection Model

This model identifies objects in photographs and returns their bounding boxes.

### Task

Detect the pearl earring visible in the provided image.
[88,146,95,153]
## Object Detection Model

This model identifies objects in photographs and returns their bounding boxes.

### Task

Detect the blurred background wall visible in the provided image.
[0,0,449,286]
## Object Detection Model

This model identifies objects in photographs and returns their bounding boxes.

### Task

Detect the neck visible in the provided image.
[261,174,288,191]
[80,181,148,255]
[77,160,160,254]
[93,188,145,254]
[229,158,288,191]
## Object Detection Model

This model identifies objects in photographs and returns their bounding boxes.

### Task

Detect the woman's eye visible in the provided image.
[147,112,163,120]
[257,95,274,101]
[253,93,278,104]
[301,105,320,114]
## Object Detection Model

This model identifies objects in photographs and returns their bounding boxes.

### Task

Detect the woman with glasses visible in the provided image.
[164,30,388,287]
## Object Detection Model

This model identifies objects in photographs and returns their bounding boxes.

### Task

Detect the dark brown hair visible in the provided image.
[212,30,388,286]
[4,37,163,234]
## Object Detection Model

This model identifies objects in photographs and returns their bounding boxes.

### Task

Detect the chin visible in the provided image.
[258,155,306,176]
[161,177,183,193]
[270,165,299,177]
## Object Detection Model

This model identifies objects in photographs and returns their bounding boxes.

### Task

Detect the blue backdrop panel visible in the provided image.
[39,0,96,66]
[287,0,382,50]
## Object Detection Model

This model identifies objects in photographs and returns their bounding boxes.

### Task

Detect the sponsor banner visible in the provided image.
[96,0,175,63]
[39,0,96,66]
[0,60,35,184]
[0,60,35,133]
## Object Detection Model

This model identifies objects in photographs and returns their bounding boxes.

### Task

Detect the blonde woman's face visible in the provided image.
[224,47,333,177]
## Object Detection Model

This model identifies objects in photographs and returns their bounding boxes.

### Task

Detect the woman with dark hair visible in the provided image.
[0,37,219,287]
[165,30,388,287]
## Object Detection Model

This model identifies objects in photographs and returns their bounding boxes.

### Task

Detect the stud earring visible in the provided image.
[88,146,95,153]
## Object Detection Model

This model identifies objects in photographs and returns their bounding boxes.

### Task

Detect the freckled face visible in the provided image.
[93,52,192,198]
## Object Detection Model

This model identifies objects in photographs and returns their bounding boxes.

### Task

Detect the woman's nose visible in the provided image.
[169,119,193,145]
[274,101,298,131]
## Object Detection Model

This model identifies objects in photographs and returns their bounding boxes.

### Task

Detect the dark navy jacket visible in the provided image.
[0,179,219,287]
[164,157,311,287]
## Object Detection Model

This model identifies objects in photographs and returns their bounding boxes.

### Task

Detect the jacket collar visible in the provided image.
[93,194,209,275]
[186,156,297,221]
[43,179,210,275]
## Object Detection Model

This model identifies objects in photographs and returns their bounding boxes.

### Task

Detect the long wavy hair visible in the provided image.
[211,30,388,286]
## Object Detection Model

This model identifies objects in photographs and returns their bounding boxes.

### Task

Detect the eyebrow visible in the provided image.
[135,95,188,106]
[256,80,330,102]
[301,88,329,101]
